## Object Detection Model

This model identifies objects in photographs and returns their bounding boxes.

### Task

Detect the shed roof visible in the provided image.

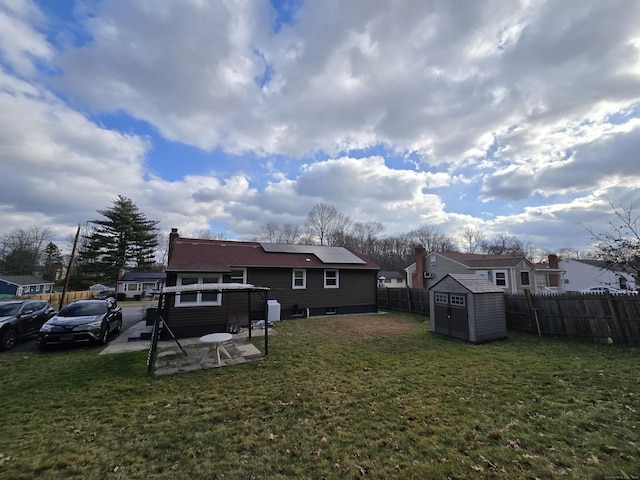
[167,238,378,272]
[163,282,270,293]
[433,273,505,294]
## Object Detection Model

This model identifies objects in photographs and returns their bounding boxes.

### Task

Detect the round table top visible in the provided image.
[199,332,233,343]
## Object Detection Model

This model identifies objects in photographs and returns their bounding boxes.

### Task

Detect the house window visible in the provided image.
[520,271,530,286]
[450,295,466,307]
[124,283,140,292]
[494,270,508,288]
[223,269,246,284]
[292,269,306,289]
[176,275,222,306]
[435,293,448,304]
[475,271,489,280]
[324,269,339,288]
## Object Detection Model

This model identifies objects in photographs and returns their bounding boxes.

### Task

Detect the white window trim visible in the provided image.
[124,283,141,292]
[324,269,339,289]
[292,269,306,289]
[175,275,222,307]
[494,270,509,289]
[228,268,246,283]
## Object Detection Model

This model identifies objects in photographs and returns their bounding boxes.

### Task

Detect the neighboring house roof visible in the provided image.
[167,238,378,272]
[118,272,166,282]
[0,275,54,286]
[570,259,631,274]
[434,273,505,293]
[433,252,531,269]
[377,271,404,280]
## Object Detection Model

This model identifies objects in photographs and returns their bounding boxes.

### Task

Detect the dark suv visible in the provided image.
[0,300,57,351]
[37,298,122,350]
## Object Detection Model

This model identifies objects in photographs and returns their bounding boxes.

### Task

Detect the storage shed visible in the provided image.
[429,273,506,343]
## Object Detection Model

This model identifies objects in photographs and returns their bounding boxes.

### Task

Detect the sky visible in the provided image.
[1,0,639,255]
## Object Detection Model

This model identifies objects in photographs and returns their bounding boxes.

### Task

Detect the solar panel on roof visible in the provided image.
[260,243,366,264]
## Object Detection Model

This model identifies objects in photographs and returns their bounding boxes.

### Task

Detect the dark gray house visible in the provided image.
[429,273,506,344]
[162,229,379,338]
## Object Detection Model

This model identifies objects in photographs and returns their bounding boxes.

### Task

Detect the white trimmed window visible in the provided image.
[292,269,306,289]
[124,283,141,292]
[324,269,339,288]
[520,271,531,286]
[451,294,466,307]
[176,275,222,306]
[494,270,508,288]
[435,293,448,304]
[223,268,246,284]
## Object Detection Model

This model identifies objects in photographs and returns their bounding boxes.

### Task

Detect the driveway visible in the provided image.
[6,306,146,354]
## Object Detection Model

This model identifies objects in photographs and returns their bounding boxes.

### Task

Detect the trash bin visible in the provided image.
[145,305,159,326]
[267,300,281,322]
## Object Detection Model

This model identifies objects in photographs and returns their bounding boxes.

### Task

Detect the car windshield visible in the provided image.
[0,303,21,316]
[59,302,107,317]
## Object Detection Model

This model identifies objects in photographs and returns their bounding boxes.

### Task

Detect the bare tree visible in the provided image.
[0,226,53,275]
[305,203,351,246]
[460,228,485,254]
[408,224,456,252]
[584,200,640,279]
[481,234,528,257]
[251,222,301,244]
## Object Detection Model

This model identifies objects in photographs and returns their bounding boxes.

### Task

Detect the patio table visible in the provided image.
[199,333,232,365]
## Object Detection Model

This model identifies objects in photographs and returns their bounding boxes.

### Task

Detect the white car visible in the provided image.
[579,286,636,295]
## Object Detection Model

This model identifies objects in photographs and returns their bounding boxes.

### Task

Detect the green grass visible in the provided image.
[1,313,638,479]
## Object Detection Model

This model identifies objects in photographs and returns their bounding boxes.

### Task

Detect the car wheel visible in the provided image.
[98,324,109,345]
[1,328,18,351]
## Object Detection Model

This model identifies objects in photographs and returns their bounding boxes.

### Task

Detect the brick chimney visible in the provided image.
[548,254,559,287]
[413,245,426,289]
[168,228,179,264]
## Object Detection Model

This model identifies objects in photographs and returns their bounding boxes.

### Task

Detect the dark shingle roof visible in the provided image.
[0,275,53,286]
[167,238,378,272]
[119,272,166,282]
[436,252,526,268]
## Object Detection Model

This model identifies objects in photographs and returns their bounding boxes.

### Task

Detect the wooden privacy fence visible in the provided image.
[19,290,96,308]
[505,291,640,344]
[379,287,640,344]
[377,288,430,315]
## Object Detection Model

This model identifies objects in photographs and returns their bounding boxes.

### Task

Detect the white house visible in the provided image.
[559,259,637,292]
[377,271,407,288]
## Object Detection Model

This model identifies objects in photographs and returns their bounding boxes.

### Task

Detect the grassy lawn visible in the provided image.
[0,312,638,479]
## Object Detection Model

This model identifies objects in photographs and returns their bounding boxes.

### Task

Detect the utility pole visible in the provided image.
[59,226,80,311]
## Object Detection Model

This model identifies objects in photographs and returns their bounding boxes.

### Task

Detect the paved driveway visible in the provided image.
[6,306,145,354]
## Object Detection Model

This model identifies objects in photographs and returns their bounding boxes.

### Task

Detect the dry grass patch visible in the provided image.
[314,313,415,339]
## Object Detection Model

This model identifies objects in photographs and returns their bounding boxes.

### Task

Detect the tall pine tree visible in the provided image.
[77,196,159,285]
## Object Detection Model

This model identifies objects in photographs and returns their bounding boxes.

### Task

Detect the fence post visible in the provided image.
[405,287,412,313]
[524,289,539,335]
[604,292,627,344]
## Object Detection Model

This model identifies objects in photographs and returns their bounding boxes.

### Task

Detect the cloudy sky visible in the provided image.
[1,0,639,254]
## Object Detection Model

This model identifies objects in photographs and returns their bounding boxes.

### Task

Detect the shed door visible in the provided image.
[434,292,469,340]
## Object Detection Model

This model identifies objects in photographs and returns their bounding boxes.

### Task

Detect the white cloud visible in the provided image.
[1,0,640,254]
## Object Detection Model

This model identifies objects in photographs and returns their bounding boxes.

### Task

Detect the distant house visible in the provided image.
[163,229,379,338]
[377,271,407,288]
[116,272,166,299]
[405,248,565,294]
[0,275,55,297]
[559,259,637,292]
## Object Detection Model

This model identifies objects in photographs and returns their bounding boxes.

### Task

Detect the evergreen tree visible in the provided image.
[40,242,64,282]
[77,196,159,285]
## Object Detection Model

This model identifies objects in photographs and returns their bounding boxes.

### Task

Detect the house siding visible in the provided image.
[163,267,377,338]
